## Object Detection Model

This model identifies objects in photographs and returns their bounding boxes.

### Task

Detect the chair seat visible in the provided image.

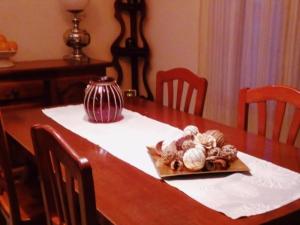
[0,165,30,186]
[0,178,44,223]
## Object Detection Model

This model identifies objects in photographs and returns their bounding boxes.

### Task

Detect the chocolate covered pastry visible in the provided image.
[205,157,228,171]
[220,144,237,161]
[204,130,225,147]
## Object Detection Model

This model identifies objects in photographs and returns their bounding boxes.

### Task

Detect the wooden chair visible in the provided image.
[156,68,208,116]
[31,124,97,225]
[0,111,45,225]
[237,85,300,145]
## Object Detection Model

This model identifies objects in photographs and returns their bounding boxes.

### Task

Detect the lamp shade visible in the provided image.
[60,0,89,11]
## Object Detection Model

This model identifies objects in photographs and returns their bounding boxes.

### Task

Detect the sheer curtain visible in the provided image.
[198,0,300,145]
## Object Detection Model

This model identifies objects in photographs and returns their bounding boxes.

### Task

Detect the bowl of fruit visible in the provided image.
[0,34,18,68]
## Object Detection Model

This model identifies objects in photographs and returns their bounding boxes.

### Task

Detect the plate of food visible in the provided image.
[147,125,249,178]
[0,34,18,68]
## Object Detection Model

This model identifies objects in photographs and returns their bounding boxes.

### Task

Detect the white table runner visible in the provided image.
[43,104,300,219]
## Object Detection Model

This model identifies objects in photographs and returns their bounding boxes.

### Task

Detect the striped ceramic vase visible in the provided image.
[84,76,124,123]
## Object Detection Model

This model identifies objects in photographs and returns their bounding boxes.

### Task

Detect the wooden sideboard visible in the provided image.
[0,59,111,109]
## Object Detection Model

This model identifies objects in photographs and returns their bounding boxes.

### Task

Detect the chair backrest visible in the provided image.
[156,68,208,116]
[237,85,300,145]
[0,111,21,225]
[31,124,97,225]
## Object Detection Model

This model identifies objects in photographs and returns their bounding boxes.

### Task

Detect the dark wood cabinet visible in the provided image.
[0,59,111,109]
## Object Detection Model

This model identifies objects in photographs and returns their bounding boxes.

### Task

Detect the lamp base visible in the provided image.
[63,11,91,64]
[63,53,90,63]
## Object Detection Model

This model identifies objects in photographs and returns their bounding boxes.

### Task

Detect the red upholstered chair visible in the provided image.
[156,68,208,116]
[31,124,98,225]
[0,111,45,225]
[237,85,300,145]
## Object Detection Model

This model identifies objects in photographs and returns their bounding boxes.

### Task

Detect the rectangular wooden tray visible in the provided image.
[147,146,250,178]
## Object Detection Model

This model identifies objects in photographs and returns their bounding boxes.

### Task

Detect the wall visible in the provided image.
[0,0,118,61]
[0,0,200,96]
[144,0,200,97]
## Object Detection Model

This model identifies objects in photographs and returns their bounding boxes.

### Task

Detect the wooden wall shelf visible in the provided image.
[111,0,153,100]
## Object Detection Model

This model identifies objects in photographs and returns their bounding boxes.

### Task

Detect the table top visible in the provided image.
[0,59,112,81]
[2,98,300,225]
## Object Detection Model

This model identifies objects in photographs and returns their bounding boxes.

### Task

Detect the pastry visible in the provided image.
[194,143,206,155]
[154,128,238,173]
[175,135,194,150]
[176,150,185,161]
[194,133,217,150]
[181,139,195,151]
[207,147,222,157]
[220,144,237,161]
[155,140,164,156]
[183,125,199,136]
[161,141,177,165]
[205,157,228,171]
[170,159,184,171]
[204,130,225,147]
[182,146,206,171]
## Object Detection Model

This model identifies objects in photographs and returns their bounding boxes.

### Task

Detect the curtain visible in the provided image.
[198,0,300,145]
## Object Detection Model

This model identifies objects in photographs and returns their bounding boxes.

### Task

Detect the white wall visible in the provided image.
[0,0,119,61]
[145,0,200,97]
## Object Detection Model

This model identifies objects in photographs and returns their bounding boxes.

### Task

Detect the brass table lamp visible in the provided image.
[60,0,90,62]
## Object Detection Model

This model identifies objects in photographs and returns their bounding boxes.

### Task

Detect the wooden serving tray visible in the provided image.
[147,146,250,178]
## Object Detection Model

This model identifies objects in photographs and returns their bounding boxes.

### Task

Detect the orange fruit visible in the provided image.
[0,34,7,42]
[7,41,17,51]
[0,41,9,51]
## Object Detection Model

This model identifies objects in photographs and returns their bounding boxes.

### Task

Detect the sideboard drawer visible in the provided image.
[0,81,44,101]
[54,75,97,104]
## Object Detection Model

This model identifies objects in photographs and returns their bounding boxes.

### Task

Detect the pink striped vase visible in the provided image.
[84,76,124,123]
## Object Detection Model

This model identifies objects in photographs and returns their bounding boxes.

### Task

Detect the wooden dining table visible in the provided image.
[2,97,300,225]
